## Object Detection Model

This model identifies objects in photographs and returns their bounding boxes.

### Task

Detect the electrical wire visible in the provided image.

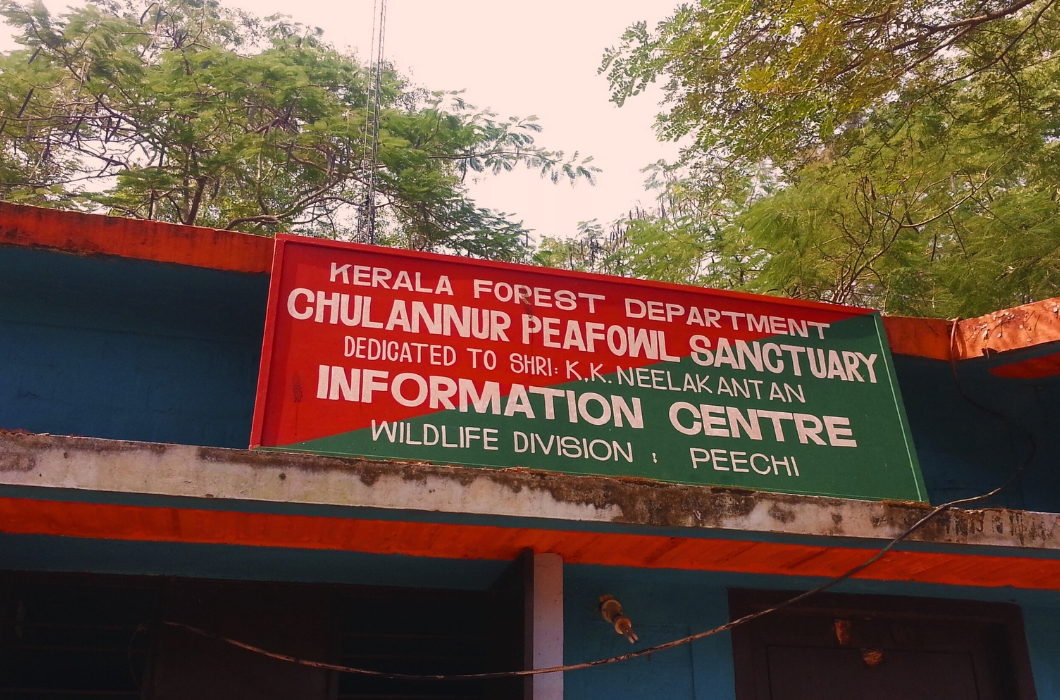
[162,318,1035,681]
[159,478,1023,681]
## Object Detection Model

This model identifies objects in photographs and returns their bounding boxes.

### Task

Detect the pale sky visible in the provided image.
[1,0,681,241]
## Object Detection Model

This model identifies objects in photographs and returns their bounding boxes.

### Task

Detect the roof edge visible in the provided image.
[0,202,272,274]
[5,204,1059,361]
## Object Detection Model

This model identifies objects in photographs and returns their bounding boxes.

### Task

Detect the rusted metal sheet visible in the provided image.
[883,298,1060,361]
[960,300,1060,357]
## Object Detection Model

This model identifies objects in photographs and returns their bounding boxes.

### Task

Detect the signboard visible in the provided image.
[251,235,926,502]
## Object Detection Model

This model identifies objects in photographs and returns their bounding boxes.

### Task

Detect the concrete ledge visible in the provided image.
[0,431,1057,552]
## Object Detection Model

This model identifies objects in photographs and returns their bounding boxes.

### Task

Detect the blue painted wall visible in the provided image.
[2,533,1058,699]
[2,243,1058,509]
[1024,604,1060,699]
[2,243,1058,698]
[0,246,268,448]
[893,351,1060,512]
[565,563,1060,700]
[565,566,735,700]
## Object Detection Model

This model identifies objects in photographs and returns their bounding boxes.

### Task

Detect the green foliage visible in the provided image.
[719,92,1060,315]
[602,0,1060,171]
[535,200,720,286]
[570,0,1060,317]
[533,219,627,274]
[0,0,597,260]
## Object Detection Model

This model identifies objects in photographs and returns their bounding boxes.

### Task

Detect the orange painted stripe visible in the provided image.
[0,497,1058,590]
[882,315,954,361]
[0,202,272,274]
[990,352,1060,378]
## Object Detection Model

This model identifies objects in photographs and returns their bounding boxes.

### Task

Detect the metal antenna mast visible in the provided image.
[364,0,387,245]
[359,0,377,209]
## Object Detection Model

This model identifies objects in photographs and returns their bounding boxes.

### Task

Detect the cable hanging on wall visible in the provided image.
[163,468,1032,681]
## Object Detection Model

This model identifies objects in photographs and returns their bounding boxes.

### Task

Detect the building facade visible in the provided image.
[1,201,1058,699]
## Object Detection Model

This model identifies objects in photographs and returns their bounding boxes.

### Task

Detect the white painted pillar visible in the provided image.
[525,552,564,700]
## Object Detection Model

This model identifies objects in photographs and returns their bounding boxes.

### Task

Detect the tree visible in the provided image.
[0,0,597,260]
[573,0,1060,316]
[723,93,1060,314]
[534,200,720,285]
[601,0,1060,173]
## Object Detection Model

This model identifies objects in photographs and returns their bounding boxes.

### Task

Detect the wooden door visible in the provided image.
[730,591,1037,700]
